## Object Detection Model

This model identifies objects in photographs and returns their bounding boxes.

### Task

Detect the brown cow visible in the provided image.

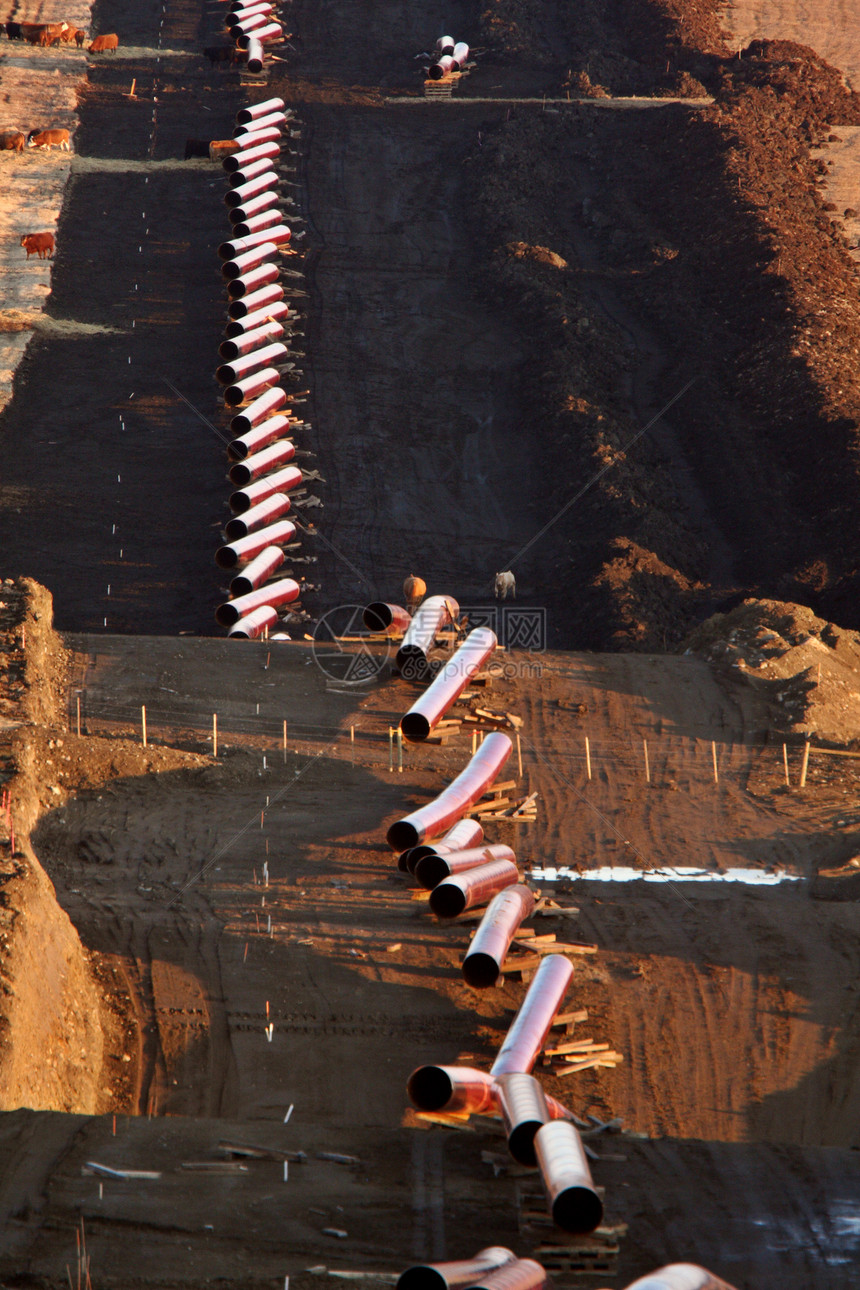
[20,232,55,260]
[74,28,86,47]
[0,131,25,153]
[88,33,118,52]
[59,26,79,43]
[22,22,66,45]
[27,128,71,151]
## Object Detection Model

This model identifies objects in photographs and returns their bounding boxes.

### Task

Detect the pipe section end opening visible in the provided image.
[406,1065,454,1112]
[387,820,420,851]
[462,950,501,990]
[551,1186,604,1235]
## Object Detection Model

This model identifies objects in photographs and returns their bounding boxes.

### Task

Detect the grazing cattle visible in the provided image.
[5,22,22,40]
[37,29,62,46]
[204,44,237,65]
[88,33,119,52]
[59,26,80,43]
[20,232,55,260]
[403,575,426,611]
[0,131,26,152]
[27,128,70,151]
[22,22,66,45]
[74,28,86,47]
[494,570,516,600]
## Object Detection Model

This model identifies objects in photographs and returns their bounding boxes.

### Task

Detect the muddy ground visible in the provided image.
[0,0,858,1281]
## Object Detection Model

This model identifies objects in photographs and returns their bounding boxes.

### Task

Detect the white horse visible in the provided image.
[494,570,516,600]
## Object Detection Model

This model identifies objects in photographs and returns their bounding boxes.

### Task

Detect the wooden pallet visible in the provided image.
[424,79,454,99]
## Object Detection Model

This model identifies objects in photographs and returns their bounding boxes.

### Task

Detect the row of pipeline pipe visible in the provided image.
[397,1256,738,1290]
[224,0,287,71]
[428,35,470,79]
[406,958,605,1234]
[206,95,315,637]
[376,632,608,1234]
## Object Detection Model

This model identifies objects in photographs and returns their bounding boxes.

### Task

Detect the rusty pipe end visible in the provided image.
[406,1065,456,1112]
[462,950,500,990]
[362,601,393,631]
[387,819,420,852]
[413,853,448,890]
[400,712,431,743]
[429,881,467,919]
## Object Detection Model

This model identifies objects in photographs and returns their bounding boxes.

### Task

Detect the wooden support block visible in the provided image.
[482,779,518,797]
[552,1009,589,1027]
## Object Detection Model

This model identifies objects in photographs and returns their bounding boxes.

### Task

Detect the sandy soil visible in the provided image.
[725,0,860,88]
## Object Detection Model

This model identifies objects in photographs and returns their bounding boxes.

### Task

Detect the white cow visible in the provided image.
[494,570,516,600]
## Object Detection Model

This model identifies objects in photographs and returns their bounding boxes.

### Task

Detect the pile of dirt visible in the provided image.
[683,597,860,743]
[0,579,210,1113]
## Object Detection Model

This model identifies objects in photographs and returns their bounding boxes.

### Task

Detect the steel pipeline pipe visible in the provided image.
[229,0,273,15]
[406,1064,573,1124]
[429,55,455,79]
[230,387,286,436]
[495,1073,550,1165]
[232,126,282,150]
[398,818,484,874]
[229,158,276,188]
[607,1268,739,1290]
[225,302,290,336]
[235,111,287,134]
[229,439,295,486]
[223,141,279,173]
[216,519,297,568]
[228,190,280,224]
[224,366,281,408]
[216,576,300,627]
[228,413,293,460]
[220,226,290,259]
[230,208,283,237]
[386,730,512,851]
[230,464,302,513]
[463,884,535,988]
[230,0,274,14]
[397,1249,516,1290]
[217,342,288,385]
[465,1260,546,1290]
[230,545,285,596]
[224,171,278,208]
[415,843,516,890]
[533,1119,603,1234]
[491,954,574,1076]
[407,1065,497,1116]
[434,35,455,55]
[224,492,291,540]
[228,604,278,639]
[394,594,459,677]
[245,40,265,73]
[221,243,279,282]
[226,261,281,300]
[429,858,519,918]
[230,384,286,432]
[231,13,270,37]
[400,626,497,741]
[219,321,284,360]
[229,7,272,26]
[451,41,469,69]
[362,602,411,634]
[238,22,282,48]
[237,97,285,122]
[228,281,284,318]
